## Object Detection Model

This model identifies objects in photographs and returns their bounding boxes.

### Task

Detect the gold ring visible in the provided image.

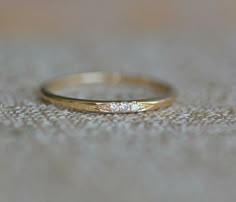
[40,72,177,113]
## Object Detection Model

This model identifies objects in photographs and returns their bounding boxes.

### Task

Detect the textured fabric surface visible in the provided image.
[0,34,236,202]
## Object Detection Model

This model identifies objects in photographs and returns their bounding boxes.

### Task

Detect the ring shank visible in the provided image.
[40,72,176,113]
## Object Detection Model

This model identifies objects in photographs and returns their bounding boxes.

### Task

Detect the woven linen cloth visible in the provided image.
[0,34,236,202]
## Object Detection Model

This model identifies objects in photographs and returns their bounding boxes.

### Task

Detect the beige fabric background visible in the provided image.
[0,1,236,202]
[0,34,236,202]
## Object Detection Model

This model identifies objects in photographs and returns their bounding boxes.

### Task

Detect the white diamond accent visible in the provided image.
[120,102,129,112]
[109,102,141,113]
[130,102,140,112]
[110,103,119,112]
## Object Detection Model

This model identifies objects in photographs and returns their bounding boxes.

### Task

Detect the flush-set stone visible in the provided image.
[108,102,140,113]
[110,103,120,112]
[130,102,140,112]
[120,102,130,112]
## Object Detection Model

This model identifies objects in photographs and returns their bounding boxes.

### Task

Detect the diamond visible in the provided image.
[130,102,140,112]
[110,103,119,112]
[120,102,130,112]
[109,102,141,113]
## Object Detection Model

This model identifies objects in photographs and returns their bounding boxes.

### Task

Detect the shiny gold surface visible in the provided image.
[40,72,176,113]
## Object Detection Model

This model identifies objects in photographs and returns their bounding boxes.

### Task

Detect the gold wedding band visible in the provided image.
[40,72,176,113]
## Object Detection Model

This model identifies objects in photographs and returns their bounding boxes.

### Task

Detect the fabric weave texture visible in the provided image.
[0,35,236,202]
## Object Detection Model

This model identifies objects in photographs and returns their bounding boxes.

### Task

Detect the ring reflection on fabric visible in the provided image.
[40,72,177,113]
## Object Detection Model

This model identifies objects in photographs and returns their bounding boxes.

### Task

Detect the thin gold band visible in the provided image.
[40,72,176,113]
